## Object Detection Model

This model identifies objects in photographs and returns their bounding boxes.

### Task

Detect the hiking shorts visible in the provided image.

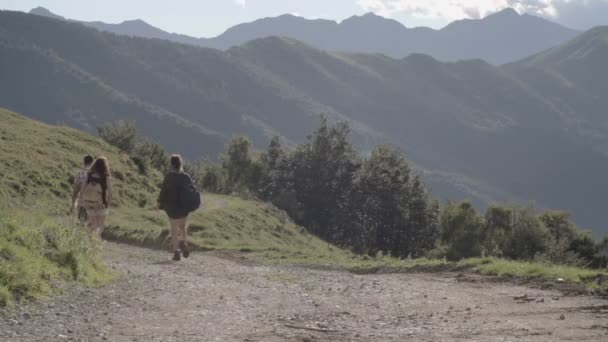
[86,208,109,218]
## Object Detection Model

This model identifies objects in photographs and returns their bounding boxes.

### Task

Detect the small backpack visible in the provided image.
[81,174,105,209]
[180,177,201,213]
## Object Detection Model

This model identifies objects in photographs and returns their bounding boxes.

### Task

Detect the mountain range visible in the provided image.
[2,10,608,237]
[29,6,580,65]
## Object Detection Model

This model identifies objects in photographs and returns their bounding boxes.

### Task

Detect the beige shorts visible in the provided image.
[86,208,109,218]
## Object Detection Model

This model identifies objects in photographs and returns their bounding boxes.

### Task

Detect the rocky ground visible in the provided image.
[1,243,607,342]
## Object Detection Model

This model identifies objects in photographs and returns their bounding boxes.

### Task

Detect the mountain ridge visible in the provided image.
[3,10,608,236]
[29,6,580,64]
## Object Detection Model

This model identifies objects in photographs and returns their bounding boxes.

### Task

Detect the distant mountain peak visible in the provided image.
[29,6,64,20]
[340,12,406,30]
[491,8,520,18]
[121,19,154,27]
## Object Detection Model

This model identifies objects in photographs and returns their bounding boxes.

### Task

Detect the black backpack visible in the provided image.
[180,177,201,213]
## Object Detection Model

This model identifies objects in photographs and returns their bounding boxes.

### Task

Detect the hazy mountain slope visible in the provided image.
[29,7,579,64]
[0,34,225,155]
[505,26,608,153]
[3,10,608,235]
[430,9,579,64]
[227,38,608,237]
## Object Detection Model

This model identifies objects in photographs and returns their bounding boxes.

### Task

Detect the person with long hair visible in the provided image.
[70,154,94,222]
[158,154,196,261]
[79,157,112,238]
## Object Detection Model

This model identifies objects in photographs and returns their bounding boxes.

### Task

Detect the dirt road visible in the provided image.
[1,243,607,342]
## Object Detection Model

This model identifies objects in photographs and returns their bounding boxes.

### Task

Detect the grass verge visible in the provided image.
[102,193,608,293]
[0,211,115,307]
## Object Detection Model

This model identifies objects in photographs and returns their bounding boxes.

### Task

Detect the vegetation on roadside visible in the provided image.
[0,213,113,307]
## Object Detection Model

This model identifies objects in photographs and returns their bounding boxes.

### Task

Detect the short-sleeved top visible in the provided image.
[74,169,88,189]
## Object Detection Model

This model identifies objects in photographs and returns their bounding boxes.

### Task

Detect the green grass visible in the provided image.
[0,212,115,306]
[1,108,606,301]
[463,257,608,289]
[104,194,359,265]
[0,108,157,306]
[0,108,160,212]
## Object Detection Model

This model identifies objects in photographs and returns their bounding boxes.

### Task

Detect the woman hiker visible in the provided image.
[78,156,113,238]
[157,154,197,261]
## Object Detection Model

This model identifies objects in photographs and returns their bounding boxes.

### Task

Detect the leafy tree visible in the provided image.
[355,145,411,256]
[408,176,440,257]
[291,117,360,241]
[539,211,578,243]
[439,201,484,261]
[222,136,254,193]
[134,139,170,173]
[200,164,227,193]
[596,237,608,268]
[502,207,551,260]
[257,136,290,201]
[483,204,514,256]
[97,120,138,153]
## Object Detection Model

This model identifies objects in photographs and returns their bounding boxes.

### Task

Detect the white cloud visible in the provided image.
[357,0,608,27]
[235,0,246,8]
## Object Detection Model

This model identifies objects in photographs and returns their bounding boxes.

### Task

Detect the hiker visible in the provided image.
[71,154,94,222]
[157,154,200,261]
[79,157,112,238]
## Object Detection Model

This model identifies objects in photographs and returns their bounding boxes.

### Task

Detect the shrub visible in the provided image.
[439,201,484,261]
[502,207,552,260]
[97,120,138,153]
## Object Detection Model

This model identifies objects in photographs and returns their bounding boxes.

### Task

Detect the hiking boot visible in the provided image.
[179,241,190,258]
[173,251,181,261]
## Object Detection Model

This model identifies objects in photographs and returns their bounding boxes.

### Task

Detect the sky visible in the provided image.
[0,0,607,37]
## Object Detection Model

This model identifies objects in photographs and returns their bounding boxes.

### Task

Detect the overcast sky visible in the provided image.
[1,0,606,37]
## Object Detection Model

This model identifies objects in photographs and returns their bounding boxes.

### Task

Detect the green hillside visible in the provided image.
[2,10,608,236]
[0,109,354,305]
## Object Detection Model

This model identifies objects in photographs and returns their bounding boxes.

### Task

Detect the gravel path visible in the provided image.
[1,243,607,342]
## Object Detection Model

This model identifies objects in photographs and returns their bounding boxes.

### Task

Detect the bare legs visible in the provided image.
[169,217,188,253]
[87,213,107,239]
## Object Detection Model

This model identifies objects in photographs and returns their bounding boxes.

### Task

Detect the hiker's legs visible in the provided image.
[178,216,190,257]
[86,209,107,239]
[179,216,188,245]
[169,218,182,252]
[86,214,97,236]
[96,213,107,238]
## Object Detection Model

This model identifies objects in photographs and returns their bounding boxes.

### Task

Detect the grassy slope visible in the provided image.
[0,108,355,306]
[1,108,605,300]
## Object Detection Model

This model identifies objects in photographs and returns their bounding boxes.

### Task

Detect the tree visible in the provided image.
[483,204,514,256]
[257,136,290,201]
[355,145,411,256]
[502,207,551,260]
[407,176,439,258]
[97,120,138,153]
[539,211,578,243]
[596,237,608,268]
[200,164,227,193]
[133,139,170,173]
[222,136,254,192]
[291,117,360,242]
[439,201,484,261]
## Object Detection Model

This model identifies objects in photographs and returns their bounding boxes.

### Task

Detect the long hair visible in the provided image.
[87,157,110,207]
[88,157,110,179]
